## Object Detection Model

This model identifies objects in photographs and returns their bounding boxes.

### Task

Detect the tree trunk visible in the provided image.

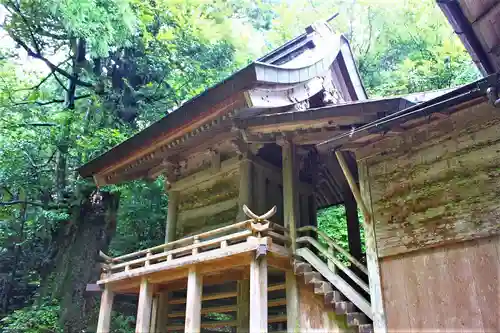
[49,188,119,333]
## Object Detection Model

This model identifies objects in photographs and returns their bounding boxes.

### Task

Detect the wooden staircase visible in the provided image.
[295,226,374,333]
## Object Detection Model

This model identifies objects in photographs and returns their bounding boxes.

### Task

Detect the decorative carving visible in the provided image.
[323,80,344,105]
[243,205,277,234]
[294,99,310,111]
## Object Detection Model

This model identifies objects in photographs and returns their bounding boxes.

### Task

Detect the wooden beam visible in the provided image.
[170,290,237,305]
[184,266,203,333]
[170,157,240,191]
[237,279,250,333]
[155,291,169,333]
[165,190,179,243]
[344,187,363,261]
[178,198,238,222]
[150,295,158,333]
[210,150,221,172]
[285,270,300,332]
[136,278,154,333]
[237,159,253,221]
[282,139,299,250]
[358,161,387,333]
[334,151,371,223]
[169,282,285,305]
[255,163,267,215]
[282,140,301,332]
[250,255,268,333]
[96,286,114,333]
[169,304,238,318]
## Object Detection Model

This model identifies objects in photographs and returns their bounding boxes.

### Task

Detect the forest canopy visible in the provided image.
[0,0,479,331]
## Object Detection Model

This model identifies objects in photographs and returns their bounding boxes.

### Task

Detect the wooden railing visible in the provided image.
[100,206,289,277]
[296,225,369,293]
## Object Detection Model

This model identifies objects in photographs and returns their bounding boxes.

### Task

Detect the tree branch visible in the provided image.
[0,200,67,209]
[24,149,57,169]
[11,93,92,106]
[8,33,94,88]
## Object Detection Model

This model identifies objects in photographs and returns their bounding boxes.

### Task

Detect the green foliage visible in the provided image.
[110,311,135,333]
[1,302,62,333]
[317,205,365,255]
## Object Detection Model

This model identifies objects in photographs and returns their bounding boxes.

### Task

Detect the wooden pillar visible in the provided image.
[356,160,387,333]
[250,255,268,333]
[154,291,169,333]
[237,279,250,333]
[255,165,267,214]
[282,140,299,250]
[150,296,159,333]
[281,139,301,332]
[96,286,114,333]
[344,188,363,261]
[308,194,317,227]
[185,266,203,333]
[136,278,154,333]
[285,270,300,332]
[165,190,179,243]
[237,159,253,221]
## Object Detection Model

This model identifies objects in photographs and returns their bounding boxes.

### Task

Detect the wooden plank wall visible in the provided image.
[298,279,351,333]
[357,101,500,332]
[380,236,499,332]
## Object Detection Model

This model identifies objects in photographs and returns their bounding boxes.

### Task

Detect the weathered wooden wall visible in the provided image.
[177,163,240,238]
[380,235,499,332]
[358,101,500,332]
[298,279,351,333]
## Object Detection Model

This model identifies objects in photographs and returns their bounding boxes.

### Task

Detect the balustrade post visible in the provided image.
[136,278,153,333]
[96,286,114,333]
[327,244,337,274]
[250,254,268,332]
[185,266,203,333]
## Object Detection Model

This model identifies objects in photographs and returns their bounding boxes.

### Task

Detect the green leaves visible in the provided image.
[1,302,62,333]
[50,0,136,57]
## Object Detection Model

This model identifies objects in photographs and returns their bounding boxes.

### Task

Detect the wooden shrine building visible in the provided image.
[79,19,500,333]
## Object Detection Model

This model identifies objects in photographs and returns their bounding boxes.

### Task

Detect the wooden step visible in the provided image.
[346,312,369,327]
[314,280,333,295]
[324,290,345,304]
[334,301,355,315]
[293,261,312,275]
[358,324,374,333]
[303,271,322,285]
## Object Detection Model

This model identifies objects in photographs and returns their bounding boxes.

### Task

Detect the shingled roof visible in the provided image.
[438,0,500,75]
[78,21,366,182]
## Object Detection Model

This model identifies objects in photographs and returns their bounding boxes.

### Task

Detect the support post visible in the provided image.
[154,291,169,333]
[185,266,203,333]
[96,286,114,333]
[237,279,250,333]
[237,158,253,221]
[165,190,179,243]
[255,165,267,214]
[282,139,299,251]
[281,139,301,332]
[340,155,387,333]
[150,296,159,333]
[344,188,363,261]
[285,270,300,333]
[250,255,268,333]
[136,278,154,333]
